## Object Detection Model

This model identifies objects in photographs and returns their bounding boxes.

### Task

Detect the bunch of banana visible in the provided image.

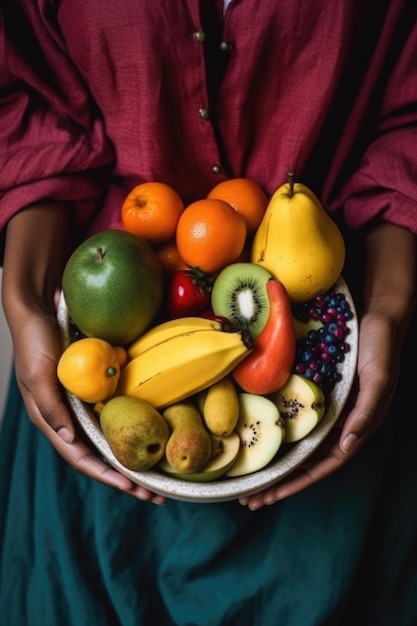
[118,321,252,408]
[128,316,225,358]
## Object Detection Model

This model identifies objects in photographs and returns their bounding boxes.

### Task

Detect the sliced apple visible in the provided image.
[225,393,285,477]
[271,374,325,443]
[158,432,240,482]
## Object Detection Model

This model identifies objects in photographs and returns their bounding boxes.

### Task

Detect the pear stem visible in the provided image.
[287,171,295,197]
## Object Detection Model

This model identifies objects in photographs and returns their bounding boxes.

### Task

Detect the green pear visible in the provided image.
[252,172,345,302]
[100,395,169,471]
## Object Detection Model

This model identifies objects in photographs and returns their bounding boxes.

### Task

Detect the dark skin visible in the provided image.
[2,203,165,504]
[2,202,416,509]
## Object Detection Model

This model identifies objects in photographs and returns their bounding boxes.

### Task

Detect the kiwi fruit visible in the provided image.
[270,374,326,443]
[226,393,285,477]
[211,263,272,339]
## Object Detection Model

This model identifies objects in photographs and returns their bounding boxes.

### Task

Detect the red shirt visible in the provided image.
[1,0,417,236]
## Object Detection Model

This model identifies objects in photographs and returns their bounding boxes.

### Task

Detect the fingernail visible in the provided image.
[341,433,358,453]
[57,427,73,443]
[151,498,166,506]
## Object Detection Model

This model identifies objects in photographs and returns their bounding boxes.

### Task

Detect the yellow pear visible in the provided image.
[251,172,345,302]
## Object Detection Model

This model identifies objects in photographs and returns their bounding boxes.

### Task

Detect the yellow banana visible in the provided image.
[128,316,225,359]
[199,375,239,437]
[117,328,252,408]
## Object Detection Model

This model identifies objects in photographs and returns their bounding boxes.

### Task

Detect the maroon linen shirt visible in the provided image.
[1,0,417,237]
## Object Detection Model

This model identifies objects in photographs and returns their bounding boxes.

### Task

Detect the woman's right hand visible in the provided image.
[2,202,166,504]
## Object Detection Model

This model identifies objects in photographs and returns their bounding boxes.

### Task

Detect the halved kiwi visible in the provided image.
[270,374,325,443]
[211,263,272,339]
[225,393,285,477]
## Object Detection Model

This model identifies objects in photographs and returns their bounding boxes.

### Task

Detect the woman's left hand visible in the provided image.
[239,222,416,511]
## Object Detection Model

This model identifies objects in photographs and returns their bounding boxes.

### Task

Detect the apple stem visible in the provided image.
[97,247,105,263]
[287,171,295,197]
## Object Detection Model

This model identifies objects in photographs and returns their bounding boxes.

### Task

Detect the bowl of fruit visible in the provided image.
[56,175,358,503]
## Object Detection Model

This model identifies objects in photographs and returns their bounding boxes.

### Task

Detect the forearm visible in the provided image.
[2,201,72,325]
[362,221,417,333]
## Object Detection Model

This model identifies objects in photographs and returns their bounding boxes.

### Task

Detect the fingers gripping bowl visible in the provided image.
[56,276,358,503]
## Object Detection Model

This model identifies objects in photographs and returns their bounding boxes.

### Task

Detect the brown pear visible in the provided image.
[162,402,212,473]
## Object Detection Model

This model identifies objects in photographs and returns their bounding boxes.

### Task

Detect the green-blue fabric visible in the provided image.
[1,356,417,626]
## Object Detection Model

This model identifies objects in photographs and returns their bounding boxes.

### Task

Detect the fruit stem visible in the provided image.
[241,331,253,351]
[97,247,106,263]
[287,171,295,197]
[188,267,215,294]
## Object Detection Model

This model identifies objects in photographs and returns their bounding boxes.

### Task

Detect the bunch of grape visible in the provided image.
[292,291,354,393]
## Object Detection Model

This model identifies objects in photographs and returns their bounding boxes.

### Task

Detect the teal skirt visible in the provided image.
[1,347,417,626]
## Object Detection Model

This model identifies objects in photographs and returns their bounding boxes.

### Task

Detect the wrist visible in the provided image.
[362,221,417,327]
[2,201,72,318]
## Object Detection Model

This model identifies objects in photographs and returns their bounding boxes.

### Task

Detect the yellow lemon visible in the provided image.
[57,338,127,404]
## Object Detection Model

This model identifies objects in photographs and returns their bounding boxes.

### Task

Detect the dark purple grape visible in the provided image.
[292,289,354,391]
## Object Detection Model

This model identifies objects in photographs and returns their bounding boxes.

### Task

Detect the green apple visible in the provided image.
[159,432,240,482]
[226,393,285,477]
[271,374,325,443]
[62,229,163,345]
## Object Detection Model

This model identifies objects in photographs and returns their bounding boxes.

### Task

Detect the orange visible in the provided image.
[175,198,247,274]
[121,181,185,243]
[154,238,188,275]
[207,177,269,233]
[57,337,127,404]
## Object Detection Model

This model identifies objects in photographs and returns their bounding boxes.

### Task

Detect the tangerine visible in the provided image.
[207,177,269,233]
[175,198,247,274]
[121,181,185,243]
[155,239,188,275]
[57,337,126,404]
[113,345,129,368]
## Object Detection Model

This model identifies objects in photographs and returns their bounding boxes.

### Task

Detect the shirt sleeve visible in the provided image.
[336,15,417,233]
[0,1,114,236]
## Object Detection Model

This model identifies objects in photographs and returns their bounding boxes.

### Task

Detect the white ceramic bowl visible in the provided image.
[57,277,358,503]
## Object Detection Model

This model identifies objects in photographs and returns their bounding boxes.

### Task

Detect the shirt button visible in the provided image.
[219,40,232,51]
[193,30,205,43]
[199,107,210,120]
[212,164,222,174]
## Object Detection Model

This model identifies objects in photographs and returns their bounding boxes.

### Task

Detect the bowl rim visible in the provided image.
[57,276,358,503]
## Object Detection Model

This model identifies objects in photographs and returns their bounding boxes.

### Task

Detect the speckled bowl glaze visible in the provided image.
[57,277,358,503]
